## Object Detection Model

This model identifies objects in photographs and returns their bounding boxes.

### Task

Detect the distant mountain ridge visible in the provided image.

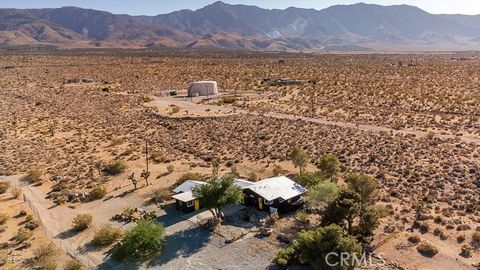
[1,1,480,51]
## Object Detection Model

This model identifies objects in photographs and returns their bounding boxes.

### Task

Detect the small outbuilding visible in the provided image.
[243,176,307,213]
[187,81,218,97]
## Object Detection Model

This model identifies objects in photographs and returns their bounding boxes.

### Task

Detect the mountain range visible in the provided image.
[1,1,480,51]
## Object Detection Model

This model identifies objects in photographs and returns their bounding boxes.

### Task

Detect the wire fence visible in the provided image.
[23,193,98,269]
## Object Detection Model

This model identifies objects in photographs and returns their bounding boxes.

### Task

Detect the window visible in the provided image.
[186,200,194,207]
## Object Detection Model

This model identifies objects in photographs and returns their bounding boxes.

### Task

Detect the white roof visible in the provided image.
[192,81,217,84]
[234,179,255,189]
[246,176,307,201]
[172,191,196,202]
[172,180,205,194]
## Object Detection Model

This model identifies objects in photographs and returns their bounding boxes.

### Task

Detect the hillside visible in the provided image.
[1,2,480,50]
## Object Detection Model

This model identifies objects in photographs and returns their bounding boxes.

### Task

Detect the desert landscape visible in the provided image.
[0,48,479,270]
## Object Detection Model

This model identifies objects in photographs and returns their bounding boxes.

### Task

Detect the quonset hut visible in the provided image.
[187,81,218,97]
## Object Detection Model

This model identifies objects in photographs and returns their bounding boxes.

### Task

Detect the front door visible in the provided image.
[194,199,200,211]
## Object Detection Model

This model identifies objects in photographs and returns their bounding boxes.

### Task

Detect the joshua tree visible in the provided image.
[128,173,138,190]
[141,170,150,186]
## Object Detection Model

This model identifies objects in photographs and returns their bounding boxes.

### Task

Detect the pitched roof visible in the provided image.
[172,191,196,202]
[172,180,205,194]
[246,176,307,201]
[234,179,255,189]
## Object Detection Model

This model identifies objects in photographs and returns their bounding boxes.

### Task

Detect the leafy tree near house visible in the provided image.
[192,175,243,226]
[316,154,341,179]
[113,219,165,261]
[275,224,362,269]
[308,180,339,206]
[288,146,309,174]
[322,189,361,234]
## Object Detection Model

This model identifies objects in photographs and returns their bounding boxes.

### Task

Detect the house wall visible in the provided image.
[242,189,303,213]
[175,199,198,213]
[187,82,218,97]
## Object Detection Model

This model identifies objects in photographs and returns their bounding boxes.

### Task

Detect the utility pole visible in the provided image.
[141,128,151,186]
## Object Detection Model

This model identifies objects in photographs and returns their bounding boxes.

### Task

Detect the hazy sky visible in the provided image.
[1,0,479,16]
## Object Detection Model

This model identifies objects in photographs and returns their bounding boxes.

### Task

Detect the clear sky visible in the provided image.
[1,0,479,16]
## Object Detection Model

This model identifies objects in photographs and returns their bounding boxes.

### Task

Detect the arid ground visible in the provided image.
[0,49,479,269]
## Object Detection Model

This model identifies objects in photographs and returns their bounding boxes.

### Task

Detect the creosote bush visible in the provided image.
[72,214,93,232]
[16,228,33,243]
[64,259,85,270]
[33,243,59,270]
[92,224,123,247]
[103,161,127,176]
[417,242,438,257]
[89,186,107,200]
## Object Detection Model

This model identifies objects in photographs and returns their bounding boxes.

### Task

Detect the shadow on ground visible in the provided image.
[97,225,210,270]
[146,225,210,268]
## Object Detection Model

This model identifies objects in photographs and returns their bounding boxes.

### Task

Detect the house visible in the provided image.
[242,176,307,213]
[171,179,255,213]
[172,180,206,213]
[187,81,218,97]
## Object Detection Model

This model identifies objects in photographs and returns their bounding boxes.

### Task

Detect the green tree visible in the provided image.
[316,154,340,179]
[275,224,362,269]
[308,181,339,206]
[192,175,243,225]
[295,172,325,188]
[323,189,361,234]
[345,173,381,236]
[113,219,165,261]
[288,146,309,174]
[345,173,378,207]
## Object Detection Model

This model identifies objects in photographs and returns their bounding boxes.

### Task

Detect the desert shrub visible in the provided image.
[173,173,203,188]
[0,181,11,194]
[419,222,430,234]
[113,219,165,261]
[472,231,480,249]
[0,213,8,225]
[10,186,22,199]
[33,243,59,270]
[110,137,124,146]
[150,189,171,204]
[417,242,438,257]
[457,234,466,243]
[89,186,107,200]
[271,164,285,177]
[220,96,237,104]
[407,234,421,244]
[64,259,85,270]
[72,214,92,232]
[295,211,308,223]
[171,106,180,114]
[150,151,167,163]
[247,172,258,181]
[25,214,33,222]
[103,161,127,176]
[23,169,43,184]
[92,224,123,247]
[16,228,33,243]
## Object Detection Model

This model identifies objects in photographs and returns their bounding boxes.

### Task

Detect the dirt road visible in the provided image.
[148,96,480,144]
